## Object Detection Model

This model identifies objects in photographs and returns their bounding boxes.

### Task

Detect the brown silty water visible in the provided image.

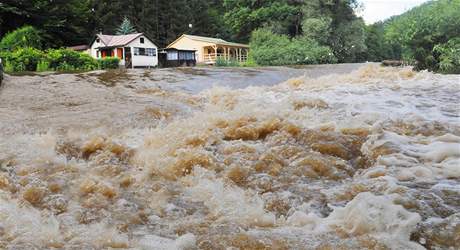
[0,65,459,249]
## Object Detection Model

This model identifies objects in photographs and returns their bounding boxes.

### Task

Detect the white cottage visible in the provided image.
[89,33,158,68]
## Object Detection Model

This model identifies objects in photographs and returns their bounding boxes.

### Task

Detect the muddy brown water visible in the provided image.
[0,64,459,249]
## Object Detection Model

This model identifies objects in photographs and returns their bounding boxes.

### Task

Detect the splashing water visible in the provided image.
[0,65,459,249]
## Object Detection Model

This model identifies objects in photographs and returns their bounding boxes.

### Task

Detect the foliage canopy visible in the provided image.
[0,0,458,73]
[0,26,42,51]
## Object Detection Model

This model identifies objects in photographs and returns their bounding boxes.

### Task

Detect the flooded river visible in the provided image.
[0,64,459,249]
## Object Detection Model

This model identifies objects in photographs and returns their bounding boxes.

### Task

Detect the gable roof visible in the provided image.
[167,34,249,48]
[94,33,144,47]
[67,45,89,51]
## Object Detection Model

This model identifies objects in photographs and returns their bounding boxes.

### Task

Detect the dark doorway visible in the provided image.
[124,47,132,69]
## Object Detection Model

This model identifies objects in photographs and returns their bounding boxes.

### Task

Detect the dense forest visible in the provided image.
[0,0,459,72]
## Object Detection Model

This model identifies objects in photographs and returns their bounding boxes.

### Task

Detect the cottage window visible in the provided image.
[134,47,156,56]
[146,48,156,56]
[134,47,145,56]
[185,52,195,60]
[96,38,100,43]
[140,37,145,44]
[167,51,178,60]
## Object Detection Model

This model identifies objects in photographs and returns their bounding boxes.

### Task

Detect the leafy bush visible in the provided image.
[36,60,50,72]
[215,57,240,67]
[47,49,99,71]
[0,59,3,84]
[242,54,258,67]
[0,26,42,51]
[4,47,45,72]
[3,60,14,73]
[0,48,99,72]
[249,28,337,66]
[434,38,460,74]
[215,56,228,67]
[99,57,120,69]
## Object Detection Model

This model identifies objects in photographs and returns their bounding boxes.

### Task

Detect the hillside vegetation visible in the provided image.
[0,0,459,72]
[379,0,460,73]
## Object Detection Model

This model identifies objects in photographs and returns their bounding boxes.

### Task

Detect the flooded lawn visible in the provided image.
[0,64,459,249]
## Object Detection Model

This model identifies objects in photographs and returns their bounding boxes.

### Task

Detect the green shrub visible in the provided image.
[227,59,240,67]
[6,47,45,72]
[3,60,14,73]
[242,54,258,67]
[215,56,241,67]
[36,60,50,72]
[249,28,337,66]
[99,57,120,69]
[0,59,3,83]
[0,26,42,51]
[215,56,228,67]
[46,49,98,71]
[78,53,99,70]
[0,48,99,72]
[434,38,460,74]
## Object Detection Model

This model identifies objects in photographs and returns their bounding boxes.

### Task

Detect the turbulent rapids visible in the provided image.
[0,65,459,249]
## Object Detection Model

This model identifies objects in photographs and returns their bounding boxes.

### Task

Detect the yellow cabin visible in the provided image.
[166,34,249,64]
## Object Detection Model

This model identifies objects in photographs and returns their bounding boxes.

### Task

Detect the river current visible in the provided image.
[0,65,459,249]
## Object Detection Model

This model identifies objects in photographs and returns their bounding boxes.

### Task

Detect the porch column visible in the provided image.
[122,47,125,65]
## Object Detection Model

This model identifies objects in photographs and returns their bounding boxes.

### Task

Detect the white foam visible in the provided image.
[137,233,196,250]
[184,168,275,227]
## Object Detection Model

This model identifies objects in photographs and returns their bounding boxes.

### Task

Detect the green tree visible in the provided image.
[302,17,331,44]
[223,0,302,42]
[0,26,42,51]
[249,28,336,66]
[434,38,460,74]
[301,0,367,63]
[0,0,93,48]
[116,17,137,35]
[384,0,460,71]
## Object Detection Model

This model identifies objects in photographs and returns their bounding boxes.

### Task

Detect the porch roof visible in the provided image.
[169,34,249,48]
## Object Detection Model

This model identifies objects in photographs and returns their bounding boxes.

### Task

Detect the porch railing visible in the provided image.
[204,53,248,64]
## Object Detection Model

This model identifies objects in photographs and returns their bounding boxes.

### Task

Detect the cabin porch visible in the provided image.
[203,46,248,64]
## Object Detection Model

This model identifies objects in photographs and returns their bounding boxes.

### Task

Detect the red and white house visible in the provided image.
[89,33,158,68]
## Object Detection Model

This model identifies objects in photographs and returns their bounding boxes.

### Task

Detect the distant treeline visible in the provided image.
[366,0,460,73]
[0,0,459,72]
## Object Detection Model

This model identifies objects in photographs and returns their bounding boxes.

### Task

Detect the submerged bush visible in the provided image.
[249,28,337,66]
[215,57,241,67]
[1,48,99,72]
[434,38,460,74]
[0,59,3,83]
[36,60,50,72]
[242,54,258,67]
[5,47,45,72]
[47,49,99,71]
[99,57,120,69]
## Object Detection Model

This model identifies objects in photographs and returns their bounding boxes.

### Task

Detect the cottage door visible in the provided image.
[124,47,132,69]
